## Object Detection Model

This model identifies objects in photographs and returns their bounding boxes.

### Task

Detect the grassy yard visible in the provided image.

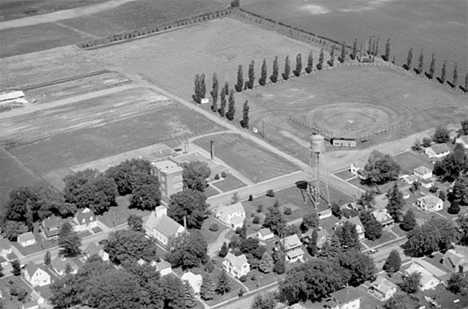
[241,268,281,291]
[200,216,228,244]
[98,195,151,228]
[0,276,34,309]
[211,174,246,193]
[391,224,408,238]
[334,169,355,181]
[393,150,433,174]
[362,230,397,249]
[11,232,58,256]
[205,185,220,198]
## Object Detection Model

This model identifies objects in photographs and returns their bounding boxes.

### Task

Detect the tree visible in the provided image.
[383,250,401,274]
[452,63,458,87]
[168,189,207,229]
[465,72,468,92]
[0,264,3,278]
[259,252,273,273]
[193,74,202,103]
[357,190,376,209]
[359,211,382,240]
[384,39,390,61]
[399,272,421,293]
[250,292,277,309]
[248,60,255,89]
[205,259,214,273]
[335,221,360,251]
[241,100,250,129]
[216,269,231,295]
[58,222,82,257]
[219,242,228,257]
[160,274,186,309]
[307,229,318,256]
[337,250,376,286]
[273,253,285,274]
[417,49,424,74]
[166,231,208,269]
[300,212,319,232]
[440,60,447,84]
[452,176,468,204]
[457,213,468,245]
[219,86,226,117]
[105,229,157,265]
[319,233,342,259]
[263,205,285,235]
[384,293,415,309]
[182,161,211,192]
[226,89,236,121]
[400,209,416,231]
[447,273,468,294]
[282,55,290,80]
[11,259,21,276]
[386,182,405,222]
[338,41,346,63]
[236,65,244,92]
[200,274,216,300]
[130,184,160,211]
[259,58,267,86]
[305,51,313,74]
[331,202,342,219]
[317,48,324,70]
[127,214,143,232]
[428,53,436,79]
[432,126,450,143]
[294,53,302,77]
[448,199,461,214]
[0,220,28,241]
[184,281,197,308]
[105,158,153,195]
[211,72,218,112]
[374,37,380,57]
[328,45,335,67]
[434,144,468,181]
[44,250,52,266]
[461,119,468,135]
[270,56,279,83]
[361,150,401,189]
[405,48,413,70]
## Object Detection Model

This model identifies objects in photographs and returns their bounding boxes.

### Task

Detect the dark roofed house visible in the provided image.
[441,248,468,273]
[72,208,98,232]
[42,216,68,240]
[51,256,78,277]
[144,206,186,247]
[425,143,451,158]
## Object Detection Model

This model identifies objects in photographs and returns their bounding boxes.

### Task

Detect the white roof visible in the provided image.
[217,202,245,216]
[0,91,24,101]
[405,263,440,286]
[414,166,432,175]
[225,252,248,270]
[418,194,442,207]
[181,272,202,285]
[152,160,182,173]
[281,234,302,250]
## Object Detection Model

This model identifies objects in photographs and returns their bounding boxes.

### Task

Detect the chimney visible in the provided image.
[210,140,215,160]
[155,206,167,218]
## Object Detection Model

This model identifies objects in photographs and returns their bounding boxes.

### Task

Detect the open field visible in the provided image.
[211,174,246,192]
[243,0,468,74]
[194,133,299,183]
[392,150,433,174]
[232,65,468,164]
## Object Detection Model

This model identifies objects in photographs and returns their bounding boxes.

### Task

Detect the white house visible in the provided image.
[257,228,274,241]
[144,206,186,247]
[413,166,433,180]
[51,256,79,277]
[156,260,173,276]
[215,202,246,230]
[404,262,441,291]
[324,287,361,309]
[181,271,203,295]
[425,143,451,158]
[456,135,468,149]
[0,238,12,257]
[318,208,332,220]
[223,252,250,278]
[280,234,305,263]
[417,194,443,212]
[83,242,109,262]
[25,262,51,287]
[369,275,397,301]
[371,209,394,228]
[336,216,365,240]
[18,232,36,247]
[72,208,98,232]
[400,174,419,185]
[350,158,366,177]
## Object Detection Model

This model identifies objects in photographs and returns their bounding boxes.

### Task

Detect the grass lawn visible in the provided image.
[362,230,397,249]
[200,216,228,244]
[348,177,399,195]
[205,185,220,198]
[241,268,281,291]
[12,232,58,256]
[92,226,103,234]
[98,195,151,228]
[391,224,408,238]
[211,174,246,193]
[333,169,355,181]
[0,276,34,309]
[77,230,93,239]
[392,150,433,174]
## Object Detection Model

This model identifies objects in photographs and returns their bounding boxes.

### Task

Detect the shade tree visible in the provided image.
[168,189,207,229]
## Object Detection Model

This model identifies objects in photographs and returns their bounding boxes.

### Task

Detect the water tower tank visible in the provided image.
[310,134,325,153]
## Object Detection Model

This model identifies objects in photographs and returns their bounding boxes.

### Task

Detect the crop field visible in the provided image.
[231,65,468,164]
[6,88,224,178]
[194,133,299,183]
[243,0,468,74]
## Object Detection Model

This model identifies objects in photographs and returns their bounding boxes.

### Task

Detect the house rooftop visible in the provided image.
[144,210,184,239]
[75,208,96,225]
[259,228,273,237]
[181,272,202,285]
[157,260,172,270]
[51,256,78,272]
[430,143,451,155]
[281,234,302,250]
[18,232,35,243]
[26,262,48,278]
[216,202,245,217]
[418,194,442,206]
[414,166,432,175]
[371,275,397,294]
[371,209,393,224]
[286,247,305,259]
[330,287,361,304]
[225,252,248,270]
[84,242,104,256]
[404,262,440,286]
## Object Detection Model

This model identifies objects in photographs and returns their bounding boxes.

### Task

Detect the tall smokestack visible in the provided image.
[210,140,215,160]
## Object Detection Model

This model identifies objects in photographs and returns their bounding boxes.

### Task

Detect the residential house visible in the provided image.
[350,158,366,177]
[156,260,173,276]
[324,287,362,309]
[336,216,365,240]
[318,208,332,220]
[18,232,36,247]
[417,194,443,212]
[257,228,274,241]
[401,188,411,199]
[404,262,441,291]
[369,275,397,301]
[400,174,419,185]
[24,262,51,287]
[42,216,67,240]
[301,228,330,248]
[280,234,305,263]
[419,177,435,189]
[51,256,79,277]
[0,238,12,257]
[371,209,394,228]
[456,135,468,149]
[413,166,433,180]
[441,249,468,273]
[144,206,186,247]
[181,271,203,295]
[215,202,246,230]
[83,242,109,262]
[72,208,98,232]
[425,143,451,158]
[223,252,250,278]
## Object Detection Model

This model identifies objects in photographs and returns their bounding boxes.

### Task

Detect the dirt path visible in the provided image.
[0,0,138,30]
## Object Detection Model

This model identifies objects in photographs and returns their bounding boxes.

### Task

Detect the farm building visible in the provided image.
[424,143,451,158]
[331,138,357,148]
[151,160,183,204]
[214,202,246,230]
[0,90,28,105]
[144,206,186,247]
[417,194,443,212]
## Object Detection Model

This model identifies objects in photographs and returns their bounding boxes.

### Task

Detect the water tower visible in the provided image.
[309,134,330,208]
